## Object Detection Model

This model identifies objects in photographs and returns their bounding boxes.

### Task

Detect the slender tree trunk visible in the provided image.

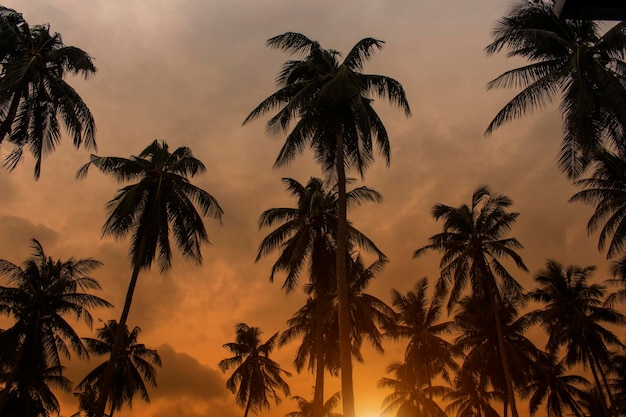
[482,269,519,417]
[335,132,355,417]
[244,398,252,417]
[94,236,147,417]
[312,291,327,417]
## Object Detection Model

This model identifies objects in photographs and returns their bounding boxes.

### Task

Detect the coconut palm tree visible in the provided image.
[0,6,97,178]
[413,185,528,417]
[76,139,223,417]
[3,363,72,417]
[521,352,589,417]
[279,251,394,417]
[219,323,291,417]
[527,259,626,417]
[0,238,111,415]
[71,384,110,417]
[385,277,458,391]
[444,372,502,417]
[484,1,626,178]
[378,361,450,417]
[258,176,384,417]
[454,294,540,416]
[245,33,410,417]
[605,256,626,307]
[285,391,342,417]
[256,176,384,292]
[76,320,161,416]
[570,150,626,259]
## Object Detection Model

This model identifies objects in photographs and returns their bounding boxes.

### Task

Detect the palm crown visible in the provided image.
[485,2,626,178]
[244,32,410,177]
[0,6,97,178]
[77,139,223,271]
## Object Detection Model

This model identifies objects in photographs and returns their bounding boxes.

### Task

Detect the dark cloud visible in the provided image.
[154,344,227,400]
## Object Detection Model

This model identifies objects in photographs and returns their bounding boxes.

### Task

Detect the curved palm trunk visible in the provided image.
[335,132,355,417]
[94,236,147,417]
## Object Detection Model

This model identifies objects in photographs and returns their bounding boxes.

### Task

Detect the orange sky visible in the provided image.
[0,1,624,417]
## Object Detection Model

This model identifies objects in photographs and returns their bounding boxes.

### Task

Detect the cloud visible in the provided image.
[155,344,227,400]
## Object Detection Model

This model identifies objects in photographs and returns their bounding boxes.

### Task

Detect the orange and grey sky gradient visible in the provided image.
[0,1,624,417]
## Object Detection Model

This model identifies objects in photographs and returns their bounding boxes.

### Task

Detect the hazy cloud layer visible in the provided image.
[0,1,622,416]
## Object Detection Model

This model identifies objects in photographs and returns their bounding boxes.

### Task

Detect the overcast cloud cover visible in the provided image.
[0,1,622,417]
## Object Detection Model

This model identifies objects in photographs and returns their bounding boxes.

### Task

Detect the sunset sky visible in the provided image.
[0,1,624,417]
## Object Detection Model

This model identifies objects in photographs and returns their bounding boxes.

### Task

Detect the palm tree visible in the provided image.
[0,238,111,415]
[414,185,528,417]
[378,361,450,417]
[279,252,394,417]
[484,1,626,179]
[570,150,626,259]
[71,385,110,417]
[76,139,223,417]
[257,176,384,417]
[219,323,291,417]
[0,6,97,178]
[527,259,626,417]
[3,363,72,417]
[285,391,342,417]
[245,32,410,417]
[605,255,626,307]
[324,254,396,366]
[521,352,589,417]
[444,372,502,417]
[454,294,540,416]
[385,277,458,391]
[76,320,161,416]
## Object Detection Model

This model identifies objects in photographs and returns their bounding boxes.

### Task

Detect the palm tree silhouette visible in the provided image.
[285,391,342,417]
[0,6,97,178]
[385,278,458,392]
[485,1,626,178]
[219,323,291,417]
[571,150,626,259]
[414,185,528,417]
[444,372,502,417]
[521,352,589,417]
[378,361,450,417]
[257,176,384,416]
[0,238,111,415]
[527,259,626,417]
[454,294,541,416]
[77,320,161,416]
[76,139,223,417]
[245,32,410,417]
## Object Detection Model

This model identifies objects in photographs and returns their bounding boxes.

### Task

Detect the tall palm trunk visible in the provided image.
[94,236,147,417]
[335,132,355,417]
[312,289,327,417]
[479,260,519,417]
